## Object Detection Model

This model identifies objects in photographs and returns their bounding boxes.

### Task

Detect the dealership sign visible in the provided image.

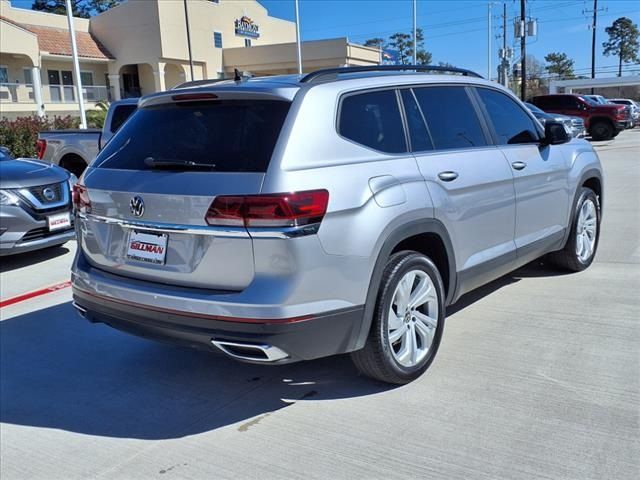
[235,16,260,38]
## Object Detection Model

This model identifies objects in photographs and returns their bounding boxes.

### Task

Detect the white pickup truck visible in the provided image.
[37,98,138,177]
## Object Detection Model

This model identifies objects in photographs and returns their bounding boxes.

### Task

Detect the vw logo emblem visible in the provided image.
[42,187,56,201]
[130,196,145,217]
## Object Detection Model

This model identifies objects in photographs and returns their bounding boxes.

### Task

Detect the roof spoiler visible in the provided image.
[300,65,483,83]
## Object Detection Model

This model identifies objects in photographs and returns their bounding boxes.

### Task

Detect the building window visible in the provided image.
[23,68,33,85]
[80,71,94,86]
[47,69,75,103]
[0,66,8,84]
[214,31,223,48]
[209,0,220,3]
[244,38,252,47]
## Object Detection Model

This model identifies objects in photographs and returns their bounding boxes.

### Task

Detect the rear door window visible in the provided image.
[400,89,434,152]
[338,89,407,154]
[94,100,290,172]
[475,88,540,145]
[412,86,488,150]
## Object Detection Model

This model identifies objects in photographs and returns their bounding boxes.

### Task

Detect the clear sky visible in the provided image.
[9,0,640,79]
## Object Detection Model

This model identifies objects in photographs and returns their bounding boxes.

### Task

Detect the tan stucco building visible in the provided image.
[0,0,380,118]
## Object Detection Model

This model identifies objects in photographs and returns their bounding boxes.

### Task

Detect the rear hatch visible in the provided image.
[77,93,291,290]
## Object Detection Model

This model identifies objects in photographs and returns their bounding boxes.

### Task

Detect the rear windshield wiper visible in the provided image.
[144,157,216,170]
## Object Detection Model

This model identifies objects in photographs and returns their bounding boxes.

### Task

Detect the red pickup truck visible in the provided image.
[530,94,627,141]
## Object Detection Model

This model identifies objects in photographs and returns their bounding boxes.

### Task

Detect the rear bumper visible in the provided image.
[72,287,364,363]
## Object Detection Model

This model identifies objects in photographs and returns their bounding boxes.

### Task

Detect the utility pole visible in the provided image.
[520,0,526,100]
[488,2,492,79]
[183,0,194,81]
[583,0,605,92]
[502,2,508,87]
[591,0,598,82]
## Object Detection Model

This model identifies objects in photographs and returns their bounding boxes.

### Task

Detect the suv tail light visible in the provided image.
[72,184,92,213]
[36,139,47,159]
[205,190,329,228]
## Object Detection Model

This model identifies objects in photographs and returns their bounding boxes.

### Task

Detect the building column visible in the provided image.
[31,66,44,117]
[153,63,166,93]
[108,74,122,101]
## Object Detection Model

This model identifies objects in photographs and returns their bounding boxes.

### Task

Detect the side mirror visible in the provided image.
[542,121,571,145]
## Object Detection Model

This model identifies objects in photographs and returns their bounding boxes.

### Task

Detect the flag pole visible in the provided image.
[65,0,87,129]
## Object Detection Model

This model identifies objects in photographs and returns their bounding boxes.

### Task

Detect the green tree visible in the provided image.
[31,0,120,18]
[388,28,432,65]
[32,0,83,17]
[363,38,386,49]
[603,17,640,77]
[544,52,575,79]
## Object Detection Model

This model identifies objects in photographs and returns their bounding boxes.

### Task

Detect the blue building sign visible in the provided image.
[235,16,260,39]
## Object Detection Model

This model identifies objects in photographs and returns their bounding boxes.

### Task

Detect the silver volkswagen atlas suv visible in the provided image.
[71,66,603,384]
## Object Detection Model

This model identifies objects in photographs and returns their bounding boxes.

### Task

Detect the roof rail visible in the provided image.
[300,64,483,83]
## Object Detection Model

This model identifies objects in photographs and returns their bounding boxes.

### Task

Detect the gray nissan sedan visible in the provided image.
[0,146,76,256]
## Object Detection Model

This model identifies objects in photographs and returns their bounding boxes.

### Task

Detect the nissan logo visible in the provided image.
[42,187,56,201]
[130,196,145,217]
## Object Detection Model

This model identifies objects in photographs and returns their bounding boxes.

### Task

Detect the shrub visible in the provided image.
[86,101,110,129]
[0,115,79,158]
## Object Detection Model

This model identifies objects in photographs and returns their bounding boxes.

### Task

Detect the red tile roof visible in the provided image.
[0,16,114,60]
[25,24,114,60]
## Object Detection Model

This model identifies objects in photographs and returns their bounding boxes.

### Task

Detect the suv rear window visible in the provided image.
[109,104,137,133]
[94,100,290,172]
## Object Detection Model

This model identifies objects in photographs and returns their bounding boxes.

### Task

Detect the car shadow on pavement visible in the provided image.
[0,245,71,273]
[447,259,573,316]
[0,301,395,440]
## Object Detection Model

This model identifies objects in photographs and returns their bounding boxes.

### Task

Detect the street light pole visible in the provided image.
[183,0,195,81]
[65,0,86,129]
[413,0,417,64]
[295,0,302,74]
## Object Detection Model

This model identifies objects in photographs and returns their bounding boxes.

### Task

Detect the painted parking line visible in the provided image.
[0,281,71,308]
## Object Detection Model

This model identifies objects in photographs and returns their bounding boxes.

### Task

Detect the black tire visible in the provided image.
[351,251,446,384]
[549,187,600,272]
[590,121,614,141]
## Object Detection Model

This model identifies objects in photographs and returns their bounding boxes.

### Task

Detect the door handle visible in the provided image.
[511,161,527,171]
[437,171,459,182]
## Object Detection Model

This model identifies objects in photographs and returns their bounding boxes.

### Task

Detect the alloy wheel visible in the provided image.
[387,270,439,367]
[576,198,597,262]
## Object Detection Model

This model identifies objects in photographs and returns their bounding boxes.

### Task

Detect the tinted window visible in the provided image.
[109,104,137,133]
[339,90,406,153]
[532,96,552,110]
[95,100,290,172]
[400,89,433,151]
[477,88,540,144]
[413,86,487,150]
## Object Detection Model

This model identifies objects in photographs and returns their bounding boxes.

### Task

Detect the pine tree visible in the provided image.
[603,17,640,77]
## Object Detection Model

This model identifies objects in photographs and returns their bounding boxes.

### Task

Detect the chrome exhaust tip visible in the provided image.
[211,339,289,363]
[72,301,87,318]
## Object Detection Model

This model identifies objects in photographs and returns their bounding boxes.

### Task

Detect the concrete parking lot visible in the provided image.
[1,130,639,480]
